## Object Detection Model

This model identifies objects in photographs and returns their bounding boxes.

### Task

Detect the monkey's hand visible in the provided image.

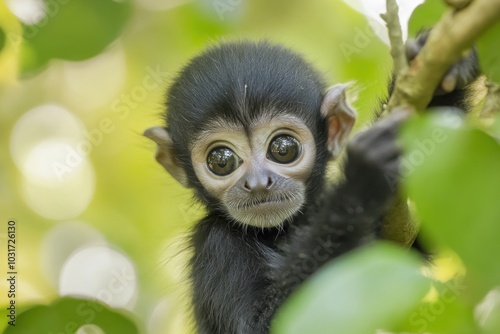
[406,30,480,96]
[343,110,409,208]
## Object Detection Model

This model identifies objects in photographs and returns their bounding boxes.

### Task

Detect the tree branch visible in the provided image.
[379,0,500,248]
[381,0,408,76]
[387,0,500,112]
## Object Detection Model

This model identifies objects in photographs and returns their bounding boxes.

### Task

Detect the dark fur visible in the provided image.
[161,40,479,333]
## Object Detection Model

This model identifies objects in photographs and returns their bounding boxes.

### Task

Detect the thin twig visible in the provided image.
[381,0,408,77]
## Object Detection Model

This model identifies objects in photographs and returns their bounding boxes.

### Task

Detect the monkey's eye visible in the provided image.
[268,135,301,164]
[207,147,242,176]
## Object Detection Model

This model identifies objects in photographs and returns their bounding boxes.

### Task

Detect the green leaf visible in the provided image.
[272,243,430,334]
[0,27,5,53]
[3,297,141,334]
[401,111,500,291]
[477,21,500,84]
[21,0,132,73]
[398,280,477,333]
[408,0,447,37]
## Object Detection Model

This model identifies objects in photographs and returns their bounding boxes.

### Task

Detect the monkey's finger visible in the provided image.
[440,67,459,93]
[441,73,458,93]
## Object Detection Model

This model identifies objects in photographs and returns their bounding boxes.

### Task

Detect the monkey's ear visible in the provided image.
[320,84,357,160]
[144,127,190,188]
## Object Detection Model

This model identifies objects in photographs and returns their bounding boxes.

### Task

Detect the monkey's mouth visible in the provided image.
[225,192,304,228]
[237,194,294,210]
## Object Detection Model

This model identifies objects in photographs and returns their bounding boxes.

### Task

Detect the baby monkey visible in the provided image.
[145,37,479,333]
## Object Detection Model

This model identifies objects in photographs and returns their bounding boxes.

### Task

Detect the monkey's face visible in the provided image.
[144,85,355,228]
[190,114,316,228]
[144,42,357,228]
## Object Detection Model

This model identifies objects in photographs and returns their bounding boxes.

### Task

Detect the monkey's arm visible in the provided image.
[254,112,407,332]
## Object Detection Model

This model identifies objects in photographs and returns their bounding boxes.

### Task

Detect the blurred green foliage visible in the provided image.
[4,297,139,334]
[478,22,500,84]
[0,27,5,52]
[22,0,132,73]
[402,112,500,291]
[408,0,446,35]
[0,0,499,333]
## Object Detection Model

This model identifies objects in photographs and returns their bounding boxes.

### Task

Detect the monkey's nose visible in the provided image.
[243,176,274,193]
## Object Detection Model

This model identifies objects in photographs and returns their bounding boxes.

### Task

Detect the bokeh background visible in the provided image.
[0,0,426,332]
